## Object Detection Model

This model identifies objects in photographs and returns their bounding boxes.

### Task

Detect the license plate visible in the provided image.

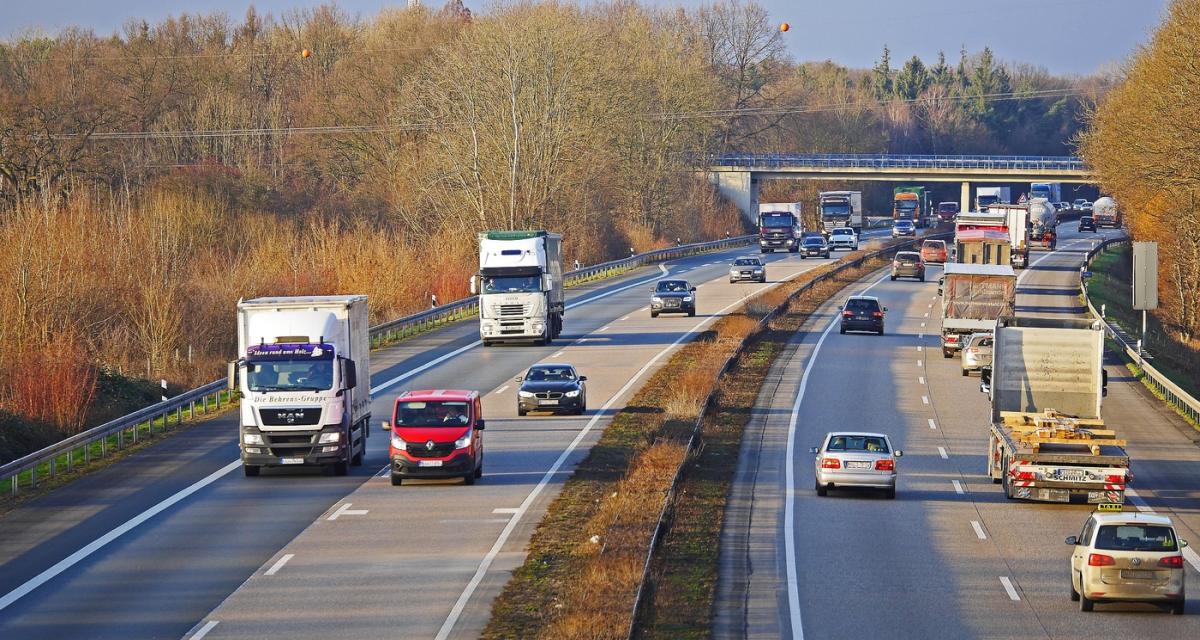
[540,399,559,405]
[280,457,304,465]
[1121,570,1154,580]
[1051,469,1090,482]
[419,460,443,467]
[847,461,871,469]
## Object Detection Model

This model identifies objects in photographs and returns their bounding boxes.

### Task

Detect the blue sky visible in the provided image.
[0,0,1169,75]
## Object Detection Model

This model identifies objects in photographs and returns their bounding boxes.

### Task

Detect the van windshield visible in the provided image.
[394,401,471,427]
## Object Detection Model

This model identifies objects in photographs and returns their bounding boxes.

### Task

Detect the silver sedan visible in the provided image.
[811,432,902,499]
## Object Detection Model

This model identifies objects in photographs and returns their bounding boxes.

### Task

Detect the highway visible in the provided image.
[716,224,1200,639]
[0,230,891,639]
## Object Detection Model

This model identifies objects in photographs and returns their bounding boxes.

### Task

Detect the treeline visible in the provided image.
[0,0,1098,450]
[1082,0,1200,349]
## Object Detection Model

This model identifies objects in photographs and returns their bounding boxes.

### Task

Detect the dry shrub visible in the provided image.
[0,338,97,434]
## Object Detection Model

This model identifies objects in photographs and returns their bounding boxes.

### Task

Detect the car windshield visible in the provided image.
[969,336,993,348]
[394,400,471,427]
[826,435,890,453]
[656,280,690,293]
[1075,199,1087,205]
[525,366,577,382]
[734,258,760,266]
[897,252,919,261]
[1094,524,1177,552]
[896,221,914,228]
[845,298,879,312]
[246,358,333,392]
[1081,216,1093,222]
[803,237,824,246]
[482,274,541,293]
[923,241,944,250]
[831,229,852,237]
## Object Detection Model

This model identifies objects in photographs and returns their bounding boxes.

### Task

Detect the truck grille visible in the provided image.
[406,442,456,458]
[266,433,316,457]
[497,304,527,317]
[260,408,322,426]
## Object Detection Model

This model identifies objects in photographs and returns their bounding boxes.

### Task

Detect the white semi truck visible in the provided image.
[982,317,1128,504]
[1030,182,1062,204]
[818,191,863,235]
[230,296,371,477]
[472,230,564,346]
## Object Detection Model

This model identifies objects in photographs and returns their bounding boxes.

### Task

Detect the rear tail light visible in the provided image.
[946,335,959,343]
[1104,474,1124,483]
[1088,553,1115,567]
[875,459,895,471]
[842,311,853,318]
[966,348,977,354]
[821,458,841,469]
[893,260,900,267]
[872,311,883,318]
[1159,555,1184,568]
[1015,471,1035,481]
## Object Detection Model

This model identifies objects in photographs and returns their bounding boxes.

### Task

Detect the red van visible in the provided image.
[382,389,484,486]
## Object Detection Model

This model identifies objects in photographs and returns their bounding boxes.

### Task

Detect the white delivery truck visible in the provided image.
[940,263,1016,358]
[818,191,863,235]
[472,230,565,346]
[982,317,1128,504]
[975,186,1012,210]
[230,295,371,477]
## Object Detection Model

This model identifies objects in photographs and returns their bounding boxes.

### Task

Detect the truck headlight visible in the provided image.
[243,433,264,445]
[786,239,794,245]
[683,296,694,302]
[518,390,535,398]
[391,434,408,450]
[454,432,473,450]
[565,389,581,398]
[318,431,341,444]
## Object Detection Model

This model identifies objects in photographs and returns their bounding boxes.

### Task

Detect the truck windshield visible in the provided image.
[896,201,917,211]
[760,213,794,227]
[821,204,850,218]
[247,359,334,392]
[978,196,1000,206]
[482,275,541,293]
[394,401,471,427]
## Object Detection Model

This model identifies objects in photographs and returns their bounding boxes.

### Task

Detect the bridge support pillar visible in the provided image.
[960,181,971,213]
[709,170,759,222]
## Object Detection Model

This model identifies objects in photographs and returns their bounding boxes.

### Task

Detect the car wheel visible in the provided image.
[463,470,476,486]
[877,327,884,336]
[475,460,483,479]
[688,309,696,317]
[1171,595,1185,615]
[815,480,827,497]
[920,275,925,282]
[243,465,260,477]
[1070,576,1080,602]
[651,310,658,318]
[943,349,953,359]
[482,340,491,348]
[839,326,846,335]
[390,474,403,487]
[517,407,527,417]
[800,254,806,259]
[885,487,896,500]
[962,368,970,377]
[729,279,735,284]
[890,275,896,281]
[1079,591,1094,612]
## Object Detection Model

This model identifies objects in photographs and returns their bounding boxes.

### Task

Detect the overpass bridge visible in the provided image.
[705,153,1092,218]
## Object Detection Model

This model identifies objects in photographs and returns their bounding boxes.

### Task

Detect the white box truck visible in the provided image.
[230,295,371,477]
[983,204,1031,268]
[472,230,564,346]
[818,191,863,235]
[975,186,1011,210]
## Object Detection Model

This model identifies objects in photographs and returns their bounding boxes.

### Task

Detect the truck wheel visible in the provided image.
[331,461,348,476]
[943,349,953,359]
[243,465,260,477]
[1171,596,1185,615]
[390,474,403,487]
[352,448,363,466]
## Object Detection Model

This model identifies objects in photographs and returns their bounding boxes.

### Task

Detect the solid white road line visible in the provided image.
[999,576,1021,601]
[928,419,937,430]
[551,351,564,358]
[1125,488,1200,573]
[921,396,929,405]
[938,447,948,459]
[264,554,295,576]
[327,503,368,521]
[189,620,220,640]
[784,273,890,640]
[971,521,987,540]
[493,385,509,395]
[492,508,520,515]
[952,480,964,494]
[0,460,242,613]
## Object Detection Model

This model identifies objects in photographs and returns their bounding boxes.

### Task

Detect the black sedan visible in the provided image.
[651,279,696,317]
[800,236,831,258]
[517,364,587,416]
[1078,216,1097,232]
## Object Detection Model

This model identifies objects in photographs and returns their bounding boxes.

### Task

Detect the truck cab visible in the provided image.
[473,230,564,346]
[383,389,485,486]
[758,203,803,253]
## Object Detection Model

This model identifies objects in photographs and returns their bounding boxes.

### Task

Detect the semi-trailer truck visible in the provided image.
[1030,182,1062,204]
[472,230,564,346]
[982,317,1128,504]
[1092,197,1121,228]
[940,263,1016,358]
[1026,198,1058,249]
[818,191,863,235]
[230,295,371,477]
[975,186,1011,211]
[893,187,930,228]
[758,202,804,253]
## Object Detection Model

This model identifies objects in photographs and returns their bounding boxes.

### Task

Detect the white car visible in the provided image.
[1067,510,1187,614]
[827,228,859,251]
[811,432,902,499]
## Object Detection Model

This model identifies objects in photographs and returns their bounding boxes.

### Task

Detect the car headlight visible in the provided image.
[565,389,581,398]
[652,296,662,303]
[518,390,535,398]
[683,296,694,302]
[391,434,408,450]
[318,431,341,444]
[454,432,473,450]
[243,433,264,445]
[753,269,763,273]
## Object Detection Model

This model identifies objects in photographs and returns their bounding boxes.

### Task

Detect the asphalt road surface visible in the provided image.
[716,224,1200,639]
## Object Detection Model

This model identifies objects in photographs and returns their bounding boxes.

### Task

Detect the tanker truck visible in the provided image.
[1092,197,1121,228]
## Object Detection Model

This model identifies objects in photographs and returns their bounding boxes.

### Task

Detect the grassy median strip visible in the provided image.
[482,245,906,640]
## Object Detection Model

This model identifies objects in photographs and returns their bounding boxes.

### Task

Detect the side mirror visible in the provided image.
[894,450,904,457]
[227,360,238,391]
[542,274,553,291]
[343,360,358,390]
[578,376,587,381]
[476,419,486,430]
[515,376,523,383]
[690,286,697,292]
[1064,536,1078,546]
[469,275,478,295]
[381,420,392,431]
[979,382,991,395]
[1182,539,1189,548]
[808,447,820,454]
[883,306,888,312]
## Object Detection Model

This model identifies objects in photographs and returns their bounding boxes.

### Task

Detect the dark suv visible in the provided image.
[840,296,886,335]
[800,235,831,259]
[1078,216,1097,232]
[651,279,696,318]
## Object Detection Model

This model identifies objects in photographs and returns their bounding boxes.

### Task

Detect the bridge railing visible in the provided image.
[2,234,755,495]
[705,153,1086,172]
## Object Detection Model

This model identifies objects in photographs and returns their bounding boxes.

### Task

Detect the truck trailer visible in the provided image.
[953,211,1012,267]
[758,202,804,253]
[472,230,564,346]
[818,191,863,235]
[983,317,1128,504]
[940,263,1016,358]
[983,204,1032,268]
[230,295,371,477]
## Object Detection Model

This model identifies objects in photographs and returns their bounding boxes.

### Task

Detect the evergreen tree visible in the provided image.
[894,55,931,100]
[871,45,893,100]
[929,50,953,88]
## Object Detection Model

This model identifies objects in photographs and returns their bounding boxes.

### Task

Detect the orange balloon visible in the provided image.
[301,49,311,58]
[780,22,790,32]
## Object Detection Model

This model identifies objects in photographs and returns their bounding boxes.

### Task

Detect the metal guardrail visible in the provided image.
[707,153,1086,172]
[2,234,756,495]
[628,230,954,636]
[1081,239,1200,426]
